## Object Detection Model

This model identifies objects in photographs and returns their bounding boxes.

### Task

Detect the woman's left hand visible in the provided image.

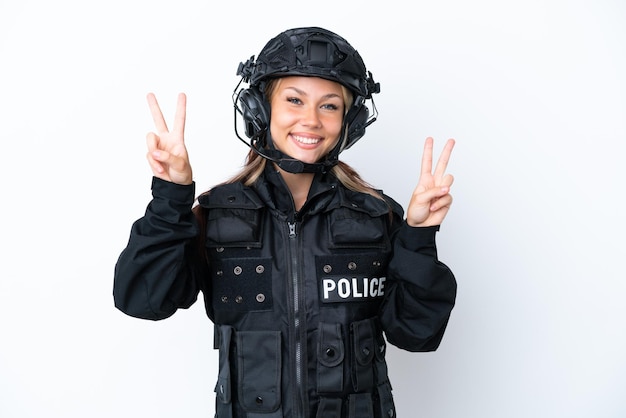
[406,137,456,227]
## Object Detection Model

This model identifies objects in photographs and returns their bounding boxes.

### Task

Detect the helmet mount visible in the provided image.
[232,27,380,174]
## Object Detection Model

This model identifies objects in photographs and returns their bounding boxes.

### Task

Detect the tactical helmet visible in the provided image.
[239,27,379,99]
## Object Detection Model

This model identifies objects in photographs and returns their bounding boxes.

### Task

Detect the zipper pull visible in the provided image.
[288,222,297,238]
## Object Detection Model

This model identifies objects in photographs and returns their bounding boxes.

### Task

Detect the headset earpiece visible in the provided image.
[343,100,370,151]
[238,87,270,139]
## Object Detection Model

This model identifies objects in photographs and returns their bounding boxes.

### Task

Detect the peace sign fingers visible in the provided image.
[147,92,187,136]
[407,137,456,227]
[144,92,192,185]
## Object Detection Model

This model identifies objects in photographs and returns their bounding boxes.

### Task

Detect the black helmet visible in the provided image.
[233,27,380,173]
[240,27,379,99]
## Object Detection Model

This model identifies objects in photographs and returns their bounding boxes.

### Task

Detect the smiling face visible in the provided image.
[268,76,346,165]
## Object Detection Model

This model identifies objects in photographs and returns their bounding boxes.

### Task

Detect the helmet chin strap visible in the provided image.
[270,150,337,174]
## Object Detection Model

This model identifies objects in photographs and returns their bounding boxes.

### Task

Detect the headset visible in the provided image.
[232,27,380,174]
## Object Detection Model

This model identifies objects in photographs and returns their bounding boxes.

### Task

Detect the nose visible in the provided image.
[300,105,322,128]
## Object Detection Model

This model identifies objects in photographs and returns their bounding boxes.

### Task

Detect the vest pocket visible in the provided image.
[348,393,374,418]
[214,325,233,418]
[236,330,282,413]
[204,206,264,249]
[317,322,345,393]
[373,319,389,385]
[350,318,375,392]
[327,207,389,250]
[316,397,343,418]
[375,381,396,418]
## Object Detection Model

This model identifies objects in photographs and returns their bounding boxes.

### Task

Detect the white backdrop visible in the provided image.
[1,1,625,417]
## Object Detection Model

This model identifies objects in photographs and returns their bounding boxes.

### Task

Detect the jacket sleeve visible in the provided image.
[113,177,204,320]
[378,222,457,352]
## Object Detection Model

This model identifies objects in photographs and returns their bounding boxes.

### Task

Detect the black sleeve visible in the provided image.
[378,222,457,352]
[113,177,204,320]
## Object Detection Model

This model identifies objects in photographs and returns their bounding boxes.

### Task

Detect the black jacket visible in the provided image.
[113,167,457,418]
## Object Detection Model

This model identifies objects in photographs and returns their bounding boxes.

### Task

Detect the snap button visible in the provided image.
[255,396,263,405]
[325,347,336,358]
[348,262,357,270]
[235,296,243,303]
[227,195,236,203]
[256,265,265,274]
[323,264,332,273]
[216,247,224,253]
[256,294,265,303]
[233,266,242,275]
[221,296,228,303]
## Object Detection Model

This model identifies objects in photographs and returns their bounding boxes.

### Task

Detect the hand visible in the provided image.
[406,137,456,227]
[145,92,193,185]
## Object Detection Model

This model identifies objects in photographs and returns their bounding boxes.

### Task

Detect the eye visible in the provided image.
[321,103,340,111]
[287,97,302,105]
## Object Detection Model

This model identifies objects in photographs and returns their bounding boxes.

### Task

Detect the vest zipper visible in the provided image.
[287,220,306,417]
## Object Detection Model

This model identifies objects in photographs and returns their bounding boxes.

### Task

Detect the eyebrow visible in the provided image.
[283,86,342,100]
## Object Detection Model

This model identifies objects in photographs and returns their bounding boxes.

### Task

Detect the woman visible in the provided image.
[114,26,457,418]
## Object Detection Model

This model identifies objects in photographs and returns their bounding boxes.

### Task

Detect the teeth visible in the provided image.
[293,135,320,145]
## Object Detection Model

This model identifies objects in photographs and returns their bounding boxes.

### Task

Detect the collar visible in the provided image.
[260,164,338,216]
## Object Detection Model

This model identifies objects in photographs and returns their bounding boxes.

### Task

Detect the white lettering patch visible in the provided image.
[320,276,386,303]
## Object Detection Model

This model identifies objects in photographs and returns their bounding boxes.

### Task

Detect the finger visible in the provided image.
[413,184,451,206]
[146,131,159,152]
[146,150,165,174]
[431,194,453,211]
[433,138,456,181]
[172,92,187,137]
[420,137,434,176]
[146,132,164,173]
[441,173,455,188]
[147,92,169,133]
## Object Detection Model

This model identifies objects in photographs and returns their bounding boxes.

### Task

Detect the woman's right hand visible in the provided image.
[145,92,193,185]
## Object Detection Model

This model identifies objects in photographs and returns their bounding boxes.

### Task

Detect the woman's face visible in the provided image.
[269,76,345,165]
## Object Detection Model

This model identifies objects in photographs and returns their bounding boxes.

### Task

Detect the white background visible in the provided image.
[1,0,625,417]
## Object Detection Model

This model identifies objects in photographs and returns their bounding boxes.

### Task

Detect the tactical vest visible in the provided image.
[198,181,398,418]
